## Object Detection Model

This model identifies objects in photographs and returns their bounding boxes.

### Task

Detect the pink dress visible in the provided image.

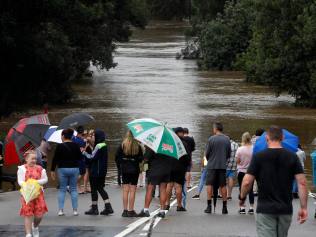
[20,165,48,217]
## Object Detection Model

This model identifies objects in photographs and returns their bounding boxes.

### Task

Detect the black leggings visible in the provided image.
[238,172,254,205]
[90,176,109,202]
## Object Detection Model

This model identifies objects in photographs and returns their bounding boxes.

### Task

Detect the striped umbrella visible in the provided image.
[127,118,186,159]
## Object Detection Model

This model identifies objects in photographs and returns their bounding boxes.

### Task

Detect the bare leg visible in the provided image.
[24,216,32,235]
[175,183,183,207]
[77,175,83,193]
[206,185,213,200]
[144,184,154,208]
[122,184,129,210]
[166,182,174,206]
[159,183,167,210]
[227,177,234,198]
[33,216,42,228]
[186,172,191,188]
[220,186,227,201]
[128,185,137,211]
[83,169,90,192]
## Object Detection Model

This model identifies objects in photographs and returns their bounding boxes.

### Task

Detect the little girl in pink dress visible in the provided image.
[18,151,48,237]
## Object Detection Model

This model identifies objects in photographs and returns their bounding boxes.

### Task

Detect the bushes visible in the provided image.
[196,0,316,107]
[198,0,255,70]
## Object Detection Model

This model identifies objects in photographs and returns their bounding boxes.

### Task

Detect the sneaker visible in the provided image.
[58,210,65,216]
[157,211,165,218]
[248,208,254,215]
[176,206,187,212]
[26,234,32,237]
[32,223,39,237]
[122,210,129,217]
[192,194,200,200]
[227,197,232,201]
[204,205,212,214]
[218,195,223,199]
[138,209,150,217]
[73,210,79,216]
[165,205,170,210]
[222,205,228,214]
[127,210,138,217]
[239,208,246,214]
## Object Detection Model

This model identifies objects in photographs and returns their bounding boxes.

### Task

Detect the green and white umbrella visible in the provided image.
[127,118,187,159]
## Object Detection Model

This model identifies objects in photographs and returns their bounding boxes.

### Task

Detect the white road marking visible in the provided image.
[113,185,197,237]
[139,185,197,236]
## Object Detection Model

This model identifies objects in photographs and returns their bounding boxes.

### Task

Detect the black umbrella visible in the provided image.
[57,112,94,130]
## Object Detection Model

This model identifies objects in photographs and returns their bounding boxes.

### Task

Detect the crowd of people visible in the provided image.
[4,122,312,237]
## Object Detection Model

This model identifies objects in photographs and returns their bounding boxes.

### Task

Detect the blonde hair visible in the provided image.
[122,130,140,156]
[24,150,36,162]
[241,132,252,146]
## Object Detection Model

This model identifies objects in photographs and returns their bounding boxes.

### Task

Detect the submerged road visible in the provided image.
[0,185,315,236]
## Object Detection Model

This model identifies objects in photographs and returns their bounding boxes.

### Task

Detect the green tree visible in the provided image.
[0,0,148,116]
[198,0,255,70]
[146,0,191,20]
[238,0,316,106]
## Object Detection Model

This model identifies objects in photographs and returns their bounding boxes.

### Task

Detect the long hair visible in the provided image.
[122,130,140,156]
[241,132,252,146]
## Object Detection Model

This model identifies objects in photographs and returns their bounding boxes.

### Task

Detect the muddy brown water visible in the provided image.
[1,21,316,191]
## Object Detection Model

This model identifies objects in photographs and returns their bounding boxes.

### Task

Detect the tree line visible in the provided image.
[195,0,316,107]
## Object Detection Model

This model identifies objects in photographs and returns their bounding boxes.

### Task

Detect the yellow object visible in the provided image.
[20,179,41,204]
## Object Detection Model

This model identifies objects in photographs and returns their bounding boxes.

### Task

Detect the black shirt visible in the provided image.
[51,142,82,171]
[144,148,172,176]
[182,136,195,157]
[247,148,304,215]
[115,145,143,174]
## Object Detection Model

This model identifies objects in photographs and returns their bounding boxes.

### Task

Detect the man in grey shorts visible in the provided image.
[204,122,231,214]
[240,126,308,237]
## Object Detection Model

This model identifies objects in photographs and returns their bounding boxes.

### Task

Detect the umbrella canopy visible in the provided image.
[253,129,299,154]
[127,118,187,159]
[4,114,50,165]
[44,126,58,141]
[47,128,77,144]
[57,112,94,130]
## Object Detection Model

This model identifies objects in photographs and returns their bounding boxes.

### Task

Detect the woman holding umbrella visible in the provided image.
[115,130,143,217]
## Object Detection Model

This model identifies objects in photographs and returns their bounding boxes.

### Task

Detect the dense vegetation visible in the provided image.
[0,0,147,116]
[146,0,191,20]
[196,0,316,107]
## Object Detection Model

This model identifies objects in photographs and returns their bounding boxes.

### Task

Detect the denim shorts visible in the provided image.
[226,170,237,178]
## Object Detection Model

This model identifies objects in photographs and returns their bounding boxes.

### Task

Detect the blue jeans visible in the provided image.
[182,181,187,208]
[198,168,207,194]
[58,168,79,210]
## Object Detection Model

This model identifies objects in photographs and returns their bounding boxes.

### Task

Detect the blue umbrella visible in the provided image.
[253,129,299,154]
[44,126,57,141]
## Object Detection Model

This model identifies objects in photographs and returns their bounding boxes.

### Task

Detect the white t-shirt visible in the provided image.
[236,145,253,173]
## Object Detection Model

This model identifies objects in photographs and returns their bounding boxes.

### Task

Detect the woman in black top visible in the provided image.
[115,130,143,217]
[51,128,82,216]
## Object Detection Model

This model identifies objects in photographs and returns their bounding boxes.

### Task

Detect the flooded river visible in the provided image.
[1,21,316,190]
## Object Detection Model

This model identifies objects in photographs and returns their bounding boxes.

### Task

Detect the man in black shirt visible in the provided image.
[240,126,308,237]
[183,128,195,189]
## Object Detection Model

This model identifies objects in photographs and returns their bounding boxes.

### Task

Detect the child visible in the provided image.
[18,150,48,237]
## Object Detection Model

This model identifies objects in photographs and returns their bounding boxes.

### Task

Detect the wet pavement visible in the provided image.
[1,185,314,237]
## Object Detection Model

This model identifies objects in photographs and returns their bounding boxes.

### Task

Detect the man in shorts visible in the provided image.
[165,127,191,211]
[204,122,231,214]
[182,128,195,189]
[226,137,239,200]
[240,126,308,237]
[138,148,173,218]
